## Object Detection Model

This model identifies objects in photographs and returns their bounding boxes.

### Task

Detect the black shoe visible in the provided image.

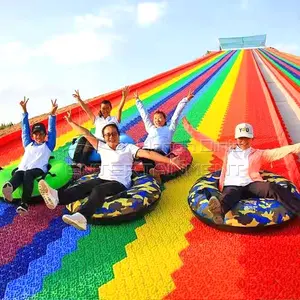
[16,203,29,216]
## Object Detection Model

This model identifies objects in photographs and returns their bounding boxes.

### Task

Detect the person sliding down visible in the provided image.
[2,97,58,215]
[38,111,184,231]
[183,118,300,225]
[134,89,194,183]
[72,86,130,165]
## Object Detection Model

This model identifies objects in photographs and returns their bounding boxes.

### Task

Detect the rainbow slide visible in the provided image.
[0,48,300,300]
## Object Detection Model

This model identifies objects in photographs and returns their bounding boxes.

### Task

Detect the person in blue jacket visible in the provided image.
[1,97,58,215]
[134,89,194,182]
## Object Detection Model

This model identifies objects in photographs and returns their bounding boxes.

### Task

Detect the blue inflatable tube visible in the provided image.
[68,133,135,163]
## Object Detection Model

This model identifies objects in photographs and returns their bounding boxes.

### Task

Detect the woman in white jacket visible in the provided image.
[134,89,194,182]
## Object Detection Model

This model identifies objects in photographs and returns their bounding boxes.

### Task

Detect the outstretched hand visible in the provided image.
[50,99,58,115]
[20,96,29,113]
[186,89,194,101]
[72,89,82,102]
[122,86,130,99]
[169,156,185,170]
[64,111,73,123]
[182,117,191,129]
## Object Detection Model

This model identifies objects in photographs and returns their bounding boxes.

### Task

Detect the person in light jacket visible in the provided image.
[134,89,194,182]
[2,97,58,215]
[183,118,300,224]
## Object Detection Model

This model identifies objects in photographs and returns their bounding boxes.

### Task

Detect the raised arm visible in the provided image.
[64,111,98,149]
[116,86,129,123]
[182,117,227,160]
[169,89,194,132]
[136,149,185,170]
[46,99,58,151]
[73,90,95,123]
[134,91,154,132]
[262,143,300,162]
[20,97,32,148]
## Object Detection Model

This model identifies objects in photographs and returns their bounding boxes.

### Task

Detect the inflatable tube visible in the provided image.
[188,170,300,230]
[66,173,161,224]
[0,157,72,202]
[68,133,135,163]
[133,143,193,181]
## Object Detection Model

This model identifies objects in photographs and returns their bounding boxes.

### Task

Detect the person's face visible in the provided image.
[103,126,120,148]
[100,103,112,118]
[153,113,166,128]
[32,131,46,144]
[236,137,252,150]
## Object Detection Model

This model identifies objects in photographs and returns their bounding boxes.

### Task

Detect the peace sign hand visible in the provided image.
[72,89,82,102]
[50,99,58,115]
[122,86,130,99]
[20,96,29,113]
[133,90,139,100]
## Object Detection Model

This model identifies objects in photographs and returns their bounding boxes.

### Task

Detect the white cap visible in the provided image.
[235,123,254,138]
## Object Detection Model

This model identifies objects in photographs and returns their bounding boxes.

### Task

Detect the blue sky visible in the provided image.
[0,0,299,124]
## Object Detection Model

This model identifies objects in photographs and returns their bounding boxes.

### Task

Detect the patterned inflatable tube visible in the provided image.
[188,170,300,230]
[133,143,193,181]
[66,173,161,224]
[0,157,72,201]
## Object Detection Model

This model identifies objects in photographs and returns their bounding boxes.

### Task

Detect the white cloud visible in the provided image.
[137,2,167,26]
[240,0,249,10]
[0,71,41,93]
[0,42,32,66]
[36,31,122,65]
[273,43,300,54]
[75,14,113,31]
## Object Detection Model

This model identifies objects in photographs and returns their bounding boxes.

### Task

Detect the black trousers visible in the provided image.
[9,168,44,204]
[139,148,166,174]
[73,136,94,165]
[220,181,300,216]
[58,178,126,218]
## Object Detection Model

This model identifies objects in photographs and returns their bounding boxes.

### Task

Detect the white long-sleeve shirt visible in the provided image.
[136,97,188,154]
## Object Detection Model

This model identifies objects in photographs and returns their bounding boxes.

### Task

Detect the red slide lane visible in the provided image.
[0,52,222,166]
[167,45,250,299]
[166,47,250,300]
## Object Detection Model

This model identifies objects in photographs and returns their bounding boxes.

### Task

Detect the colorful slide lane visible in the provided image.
[268,47,300,66]
[30,52,240,300]
[254,50,300,109]
[167,50,300,300]
[0,51,236,299]
[0,47,299,300]
[258,49,300,92]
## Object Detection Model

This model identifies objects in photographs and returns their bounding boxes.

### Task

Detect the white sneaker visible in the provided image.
[2,182,13,202]
[62,212,87,231]
[38,180,59,209]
